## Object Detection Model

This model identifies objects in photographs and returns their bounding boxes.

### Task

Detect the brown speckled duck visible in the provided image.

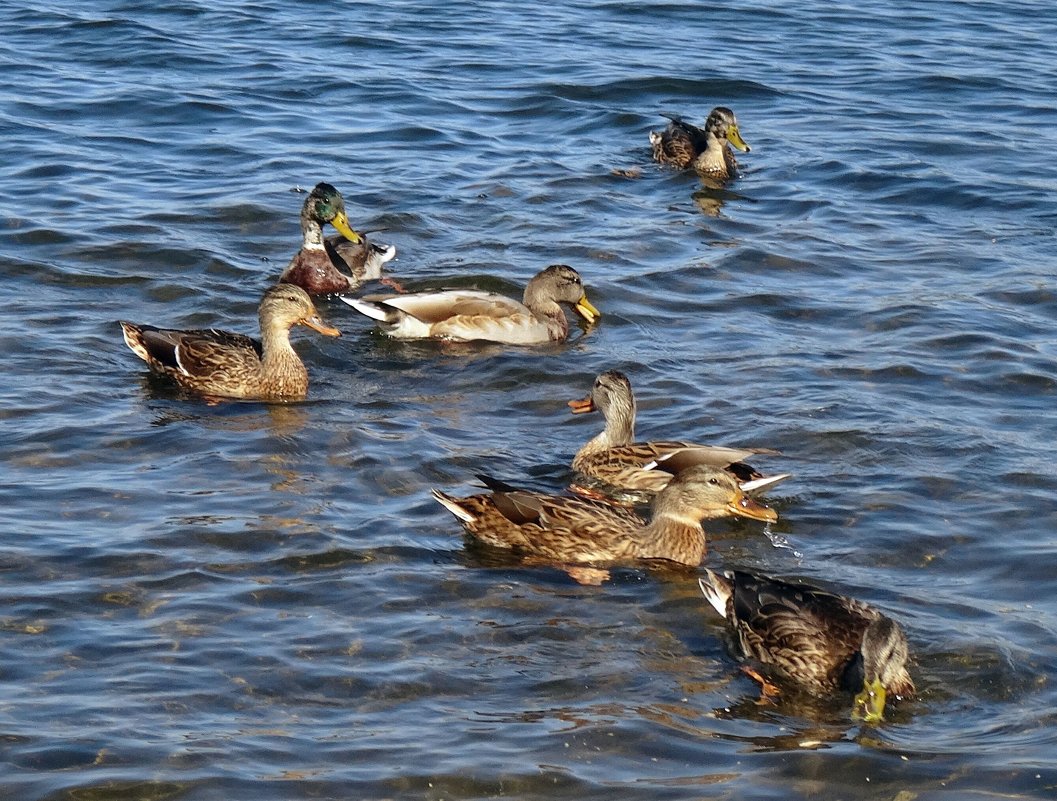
[432,465,777,576]
[649,107,750,179]
[119,284,340,400]
[699,569,915,723]
[569,371,789,504]
[339,264,599,345]
[279,182,395,296]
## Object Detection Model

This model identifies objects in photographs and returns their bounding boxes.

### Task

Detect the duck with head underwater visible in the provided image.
[698,568,915,723]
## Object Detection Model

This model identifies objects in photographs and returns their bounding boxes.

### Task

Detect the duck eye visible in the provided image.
[708,478,720,486]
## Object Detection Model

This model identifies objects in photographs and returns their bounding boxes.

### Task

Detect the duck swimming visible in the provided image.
[119,284,340,400]
[432,465,777,575]
[649,107,750,179]
[699,568,915,723]
[279,182,395,295]
[340,264,599,345]
[569,370,789,504]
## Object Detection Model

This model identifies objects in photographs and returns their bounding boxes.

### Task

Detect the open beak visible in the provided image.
[853,678,887,724]
[568,394,596,414]
[331,211,363,244]
[301,315,341,337]
[575,294,600,323]
[726,125,751,153]
[726,488,778,523]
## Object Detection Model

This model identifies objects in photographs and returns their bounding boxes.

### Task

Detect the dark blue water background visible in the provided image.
[2,1,1057,798]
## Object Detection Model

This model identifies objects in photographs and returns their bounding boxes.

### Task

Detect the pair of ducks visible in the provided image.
[120,112,912,720]
[120,183,599,400]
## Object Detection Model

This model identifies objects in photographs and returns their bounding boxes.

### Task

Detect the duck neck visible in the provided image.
[301,211,326,252]
[693,134,729,175]
[522,288,569,340]
[578,398,635,458]
[635,513,706,565]
[259,319,306,388]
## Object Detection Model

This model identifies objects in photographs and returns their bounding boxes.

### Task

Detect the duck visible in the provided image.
[699,568,915,723]
[432,465,777,578]
[649,107,750,179]
[278,182,396,296]
[568,370,789,504]
[119,283,340,400]
[339,264,599,345]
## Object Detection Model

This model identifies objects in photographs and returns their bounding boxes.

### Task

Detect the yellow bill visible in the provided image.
[726,124,751,152]
[331,211,362,243]
[575,295,600,323]
[853,677,887,724]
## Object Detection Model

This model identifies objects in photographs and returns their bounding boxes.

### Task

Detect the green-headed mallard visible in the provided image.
[568,370,789,504]
[339,264,600,345]
[119,284,340,400]
[699,569,915,723]
[279,182,396,296]
[432,465,777,576]
[649,108,750,179]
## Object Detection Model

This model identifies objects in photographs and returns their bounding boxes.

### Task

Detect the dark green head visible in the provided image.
[303,182,361,242]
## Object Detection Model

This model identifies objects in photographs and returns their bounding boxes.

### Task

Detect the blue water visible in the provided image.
[3,1,1057,799]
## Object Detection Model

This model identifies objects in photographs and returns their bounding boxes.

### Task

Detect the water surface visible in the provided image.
[2,1,1057,799]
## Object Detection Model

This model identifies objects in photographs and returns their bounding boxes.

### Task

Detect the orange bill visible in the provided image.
[726,489,778,523]
[302,315,341,337]
[568,395,596,414]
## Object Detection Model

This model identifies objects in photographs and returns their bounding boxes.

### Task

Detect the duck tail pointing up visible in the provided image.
[431,488,475,524]
[698,569,733,619]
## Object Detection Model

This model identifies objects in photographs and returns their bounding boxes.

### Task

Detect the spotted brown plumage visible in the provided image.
[432,465,777,574]
[649,107,750,178]
[699,569,915,722]
[568,370,789,504]
[119,284,340,400]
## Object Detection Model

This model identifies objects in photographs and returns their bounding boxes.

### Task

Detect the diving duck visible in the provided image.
[119,284,340,400]
[649,107,750,179]
[568,370,789,504]
[699,569,915,723]
[339,264,599,345]
[278,182,396,296]
[432,465,777,576]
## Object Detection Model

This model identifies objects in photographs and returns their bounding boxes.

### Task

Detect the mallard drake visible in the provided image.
[568,370,789,504]
[649,108,750,178]
[278,182,396,296]
[432,465,777,575]
[119,284,340,400]
[699,569,915,722]
[339,264,600,345]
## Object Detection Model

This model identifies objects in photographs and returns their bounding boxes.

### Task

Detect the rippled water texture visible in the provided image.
[3,0,1057,798]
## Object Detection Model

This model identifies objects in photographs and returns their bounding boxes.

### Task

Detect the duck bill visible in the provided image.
[331,211,363,243]
[726,489,778,523]
[727,125,751,153]
[302,315,342,337]
[568,394,596,414]
[575,295,600,323]
[853,678,887,724]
